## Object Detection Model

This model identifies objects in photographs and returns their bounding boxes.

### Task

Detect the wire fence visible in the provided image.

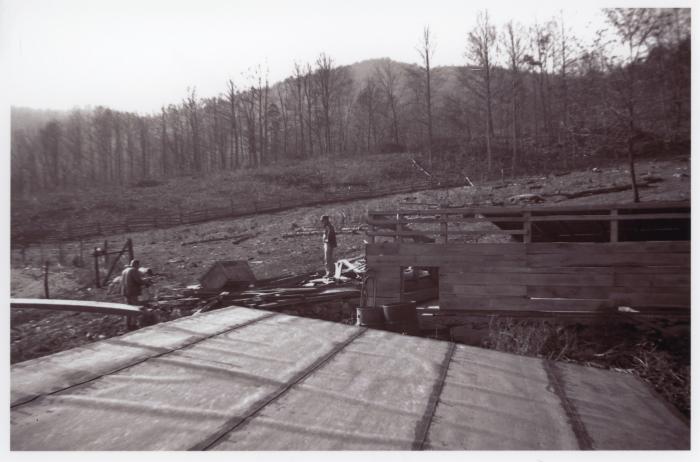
[10,178,466,266]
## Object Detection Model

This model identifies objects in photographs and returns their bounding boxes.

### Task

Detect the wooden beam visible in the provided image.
[610,209,619,243]
[367,200,689,217]
[11,298,143,317]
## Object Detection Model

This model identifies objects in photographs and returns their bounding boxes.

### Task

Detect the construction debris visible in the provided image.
[411,158,432,178]
[198,260,256,291]
[507,193,546,204]
[180,233,256,246]
[282,226,365,238]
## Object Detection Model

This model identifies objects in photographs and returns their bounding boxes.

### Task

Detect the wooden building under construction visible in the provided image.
[364,201,690,315]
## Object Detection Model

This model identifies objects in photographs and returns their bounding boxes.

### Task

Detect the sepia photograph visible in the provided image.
[2,0,694,455]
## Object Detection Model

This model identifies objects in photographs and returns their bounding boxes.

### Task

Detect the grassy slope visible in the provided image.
[11,153,437,235]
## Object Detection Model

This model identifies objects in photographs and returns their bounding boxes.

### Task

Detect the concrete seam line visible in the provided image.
[412,342,456,451]
[542,359,594,450]
[193,327,368,451]
[10,311,278,409]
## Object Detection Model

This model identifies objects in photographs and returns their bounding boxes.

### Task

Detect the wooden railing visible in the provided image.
[366,201,690,244]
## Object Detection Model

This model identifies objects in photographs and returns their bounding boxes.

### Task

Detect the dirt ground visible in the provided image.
[10,157,691,390]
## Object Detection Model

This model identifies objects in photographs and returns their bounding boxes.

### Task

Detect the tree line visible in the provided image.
[11,8,690,195]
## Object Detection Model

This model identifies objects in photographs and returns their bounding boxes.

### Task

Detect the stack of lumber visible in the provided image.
[181,257,368,311]
[216,286,360,310]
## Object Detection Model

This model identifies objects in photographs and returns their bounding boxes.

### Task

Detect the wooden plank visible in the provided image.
[526,241,690,254]
[396,243,527,257]
[366,231,440,238]
[11,298,142,317]
[368,201,689,218]
[365,243,400,255]
[610,209,618,243]
[611,291,690,308]
[526,286,610,300]
[442,271,614,286]
[442,284,527,297]
[613,266,689,275]
[446,229,526,236]
[614,273,690,288]
[528,213,689,222]
[444,266,616,275]
[439,296,612,312]
[371,255,527,267]
[407,256,527,267]
[527,252,690,268]
[367,216,529,225]
[366,255,418,266]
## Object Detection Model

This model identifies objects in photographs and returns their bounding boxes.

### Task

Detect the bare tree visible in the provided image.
[303,63,315,157]
[357,76,380,153]
[375,59,403,146]
[502,21,525,176]
[292,63,306,156]
[315,53,335,154]
[277,85,289,158]
[468,10,497,173]
[417,26,436,167]
[64,110,85,186]
[225,79,241,169]
[184,87,201,172]
[39,119,62,187]
[605,8,665,202]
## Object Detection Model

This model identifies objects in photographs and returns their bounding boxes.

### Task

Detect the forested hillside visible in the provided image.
[10,8,690,195]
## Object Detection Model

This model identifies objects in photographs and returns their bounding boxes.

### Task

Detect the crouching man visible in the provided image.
[121,259,151,329]
[121,259,150,305]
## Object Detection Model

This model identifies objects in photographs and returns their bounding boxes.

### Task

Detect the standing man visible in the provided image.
[120,259,149,305]
[321,215,337,278]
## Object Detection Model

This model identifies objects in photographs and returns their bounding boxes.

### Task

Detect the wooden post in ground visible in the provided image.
[58,241,64,265]
[441,212,448,243]
[610,209,619,243]
[79,240,84,267]
[395,213,401,242]
[43,261,50,299]
[127,238,134,262]
[523,212,532,244]
[93,247,101,288]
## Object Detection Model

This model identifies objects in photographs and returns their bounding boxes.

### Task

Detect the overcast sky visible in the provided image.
[1,0,690,114]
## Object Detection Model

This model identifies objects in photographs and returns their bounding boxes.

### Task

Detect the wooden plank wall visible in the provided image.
[365,242,690,312]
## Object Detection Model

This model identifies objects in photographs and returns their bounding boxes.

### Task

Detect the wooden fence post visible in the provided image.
[610,209,619,243]
[58,241,64,265]
[395,213,402,242]
[103,240,110,270]
[441,212,448,243]
[523,212,532,244]
[93,248,101,288]
[127,238,134,262]
[43,261,50,299]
